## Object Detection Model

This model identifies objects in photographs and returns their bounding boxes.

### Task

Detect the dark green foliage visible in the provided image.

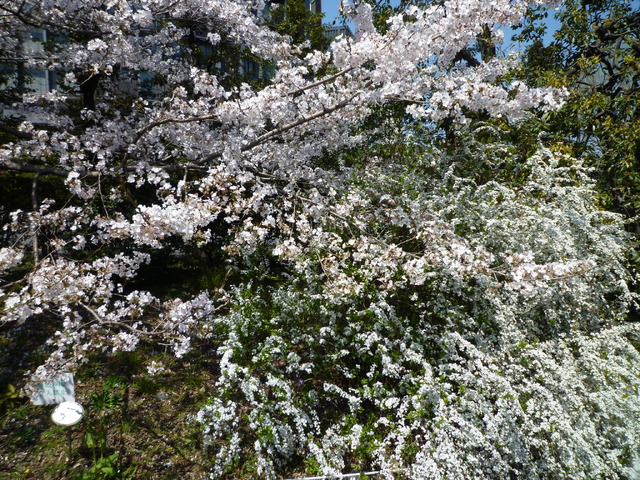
[0,383,23,413]
[268,0,330,55]
[70,453,136,480]
[518,0,640,220]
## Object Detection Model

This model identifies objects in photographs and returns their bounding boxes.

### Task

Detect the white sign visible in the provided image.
[51,401,84,426]
[30,373,75,405]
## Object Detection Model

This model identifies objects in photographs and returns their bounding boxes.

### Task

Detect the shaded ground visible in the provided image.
[1,332,220,480]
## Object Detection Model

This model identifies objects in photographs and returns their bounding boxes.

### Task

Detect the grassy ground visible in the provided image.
[1,330,221,480]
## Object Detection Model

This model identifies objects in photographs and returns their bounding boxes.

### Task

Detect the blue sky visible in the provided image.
[321,0,346,25]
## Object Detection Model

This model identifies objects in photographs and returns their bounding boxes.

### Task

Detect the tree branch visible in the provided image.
[198,83,372,164]
[0,122,33,140]
[133,114,221,144]
[0,159,70,177]
[0,4,100,36]
[0,158,208,178]
[288,67,355,97]
[79,301,169,337]
[131,68,355,145]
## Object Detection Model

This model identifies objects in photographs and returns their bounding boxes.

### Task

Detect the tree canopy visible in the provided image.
[517,0,640,220]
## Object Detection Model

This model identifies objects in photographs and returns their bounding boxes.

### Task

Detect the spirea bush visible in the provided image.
[195,141,640,479]
[0,0,638,478]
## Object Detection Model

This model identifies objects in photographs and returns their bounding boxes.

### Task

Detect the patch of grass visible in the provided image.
[0,345,219,479]
[132,377,159,395]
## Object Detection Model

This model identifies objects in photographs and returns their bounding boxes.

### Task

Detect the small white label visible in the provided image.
[51,401,84,426]
[31,373,75,405]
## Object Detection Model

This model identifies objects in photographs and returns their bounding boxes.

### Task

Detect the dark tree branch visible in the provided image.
[453,48,480,67]
[0,122,33,139]
[0,159,69,177]
[0,4,100,36]
[0,158,208,178]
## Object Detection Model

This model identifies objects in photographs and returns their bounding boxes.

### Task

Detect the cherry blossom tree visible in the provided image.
[1,0,639,478]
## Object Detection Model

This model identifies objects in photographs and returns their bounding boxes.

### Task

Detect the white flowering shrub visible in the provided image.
[0,0,638,478]
[194,139,640,478]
